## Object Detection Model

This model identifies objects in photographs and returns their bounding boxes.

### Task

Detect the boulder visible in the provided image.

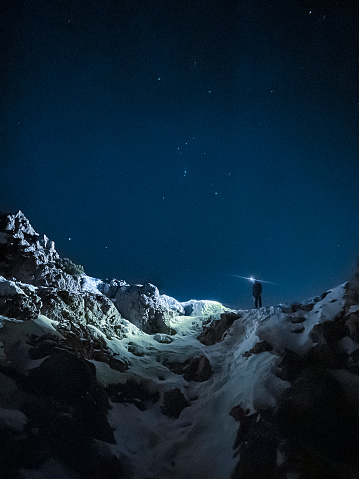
[288,316,306,324]
[291,324,305,334]
[243,340,273,358]
[161,388,189,419]
[100,280,176,334]
[276,370,359,466]
[107,379,160,411]
[277,348,305,381]
[346,312,359,342]
[166,355,213,382]
[310,318,347,346]
[0,279,41,320]
[197,312,242,345]
[27,350,97,402]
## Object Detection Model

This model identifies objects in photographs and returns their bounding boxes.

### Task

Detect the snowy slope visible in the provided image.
[89,284,346,479]
[0,275,356,478]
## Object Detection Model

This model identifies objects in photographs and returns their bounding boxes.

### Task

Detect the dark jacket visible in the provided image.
[253,281,262,297]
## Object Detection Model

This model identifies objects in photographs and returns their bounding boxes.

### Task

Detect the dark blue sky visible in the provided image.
[1,0,359,308]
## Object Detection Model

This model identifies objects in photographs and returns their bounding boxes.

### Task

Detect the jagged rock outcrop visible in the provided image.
[99,280,178,334]
[197,311,242,345]
[0,315,128,479]
[231,280,359,479]
[107,379,160,411]
[161,388,190,419]
[0,211,184,334]
[0,278,42,320]
[0,211,81,291]
[0,275,138,346]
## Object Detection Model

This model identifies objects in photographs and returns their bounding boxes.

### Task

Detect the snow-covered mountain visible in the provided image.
[0,211,358,479]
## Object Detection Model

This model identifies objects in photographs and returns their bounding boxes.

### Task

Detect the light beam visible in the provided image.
[231,274,277,284]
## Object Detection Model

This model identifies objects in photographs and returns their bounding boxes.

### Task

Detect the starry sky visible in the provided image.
[1,0,359,309]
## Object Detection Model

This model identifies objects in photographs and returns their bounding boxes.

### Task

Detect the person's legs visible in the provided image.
[254,296,262,309]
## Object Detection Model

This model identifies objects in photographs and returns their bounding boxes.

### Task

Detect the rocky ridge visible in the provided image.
[0,211,186,336]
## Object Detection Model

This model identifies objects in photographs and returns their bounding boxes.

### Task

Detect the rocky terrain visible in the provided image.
[0,211,358,478]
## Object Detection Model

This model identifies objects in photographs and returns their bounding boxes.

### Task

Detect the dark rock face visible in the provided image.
[242,340,273,358]
[0,329,127,479]
[28,351,97,401]
[310,317,347,346]
[232,292,359,478]
[166,355,213,382]
[161,388,190,418]
[232,372,359,478]
[107,379,160,411]
[231,409,278,479]
[346,312,359,342]
[0,285,42,320]
[197,312,242,345]
[281,302,314,314]
[277,349,305,381]
[229,405,251,424]
[288,315,306,323]
[275,370,359,477]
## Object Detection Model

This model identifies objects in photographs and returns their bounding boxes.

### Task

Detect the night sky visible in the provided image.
[1,0,359,309]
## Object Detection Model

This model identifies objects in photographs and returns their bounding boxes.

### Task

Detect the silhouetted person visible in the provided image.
[253,279,262,309]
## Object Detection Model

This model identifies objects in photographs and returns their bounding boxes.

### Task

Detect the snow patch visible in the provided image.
[33,314,62,336]
[80,275,104,295]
